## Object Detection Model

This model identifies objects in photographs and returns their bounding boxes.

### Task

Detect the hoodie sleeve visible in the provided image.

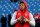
[29,13,35,26]
[10,11,18,25]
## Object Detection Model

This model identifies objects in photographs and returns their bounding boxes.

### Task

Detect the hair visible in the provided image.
[20,1,24,4]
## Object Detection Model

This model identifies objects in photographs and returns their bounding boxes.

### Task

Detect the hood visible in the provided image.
[19,1,27,12]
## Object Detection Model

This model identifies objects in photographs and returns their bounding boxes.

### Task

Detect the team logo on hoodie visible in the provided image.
[25,14,27,16]
[18,13,21,15]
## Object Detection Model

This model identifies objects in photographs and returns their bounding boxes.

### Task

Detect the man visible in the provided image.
[10,1,35,27]
[8,9,17,27]
[8,14,12,27]
[37,15,40,27]
[33,12,39,27]
[1,14,7,27]
[33,12,39,19]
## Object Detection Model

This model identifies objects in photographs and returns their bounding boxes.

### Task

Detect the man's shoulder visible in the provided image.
[26,11,30,14]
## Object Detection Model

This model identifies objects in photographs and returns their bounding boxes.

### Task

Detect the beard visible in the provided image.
[21,9,25,12]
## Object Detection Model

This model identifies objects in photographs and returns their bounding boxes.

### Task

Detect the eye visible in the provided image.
[22,5,24,6]
[20,5,21,6]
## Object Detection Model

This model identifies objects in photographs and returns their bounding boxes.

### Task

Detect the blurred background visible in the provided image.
[0,0,40,27]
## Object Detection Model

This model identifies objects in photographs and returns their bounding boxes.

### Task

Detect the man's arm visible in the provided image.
[10,11,18,25]
[29,13,35,26]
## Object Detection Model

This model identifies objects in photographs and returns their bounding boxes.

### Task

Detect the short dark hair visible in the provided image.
[20,1,24,4]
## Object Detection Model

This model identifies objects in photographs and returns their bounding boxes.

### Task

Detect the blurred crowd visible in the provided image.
[0,0,40,27]
[0,9,40,27]
[0,9,17,27]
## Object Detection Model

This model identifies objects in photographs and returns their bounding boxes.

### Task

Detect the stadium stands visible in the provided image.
[0,0,40,27]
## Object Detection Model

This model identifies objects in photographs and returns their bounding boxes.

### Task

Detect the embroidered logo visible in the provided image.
[18,13,21,15]
[25,14,27,16]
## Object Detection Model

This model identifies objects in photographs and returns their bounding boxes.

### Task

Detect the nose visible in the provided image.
[21,6,23,7]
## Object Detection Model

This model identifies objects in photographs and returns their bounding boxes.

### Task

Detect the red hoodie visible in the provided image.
[38,15,40,22]
[15,1,30,27]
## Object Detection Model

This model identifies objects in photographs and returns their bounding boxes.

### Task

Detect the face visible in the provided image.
[20,3,25,10]
[2,15,4,17]
[35,12,37,15]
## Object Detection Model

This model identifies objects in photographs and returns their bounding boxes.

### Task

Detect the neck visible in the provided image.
[21,9,25,12]
[23,9,25,12]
